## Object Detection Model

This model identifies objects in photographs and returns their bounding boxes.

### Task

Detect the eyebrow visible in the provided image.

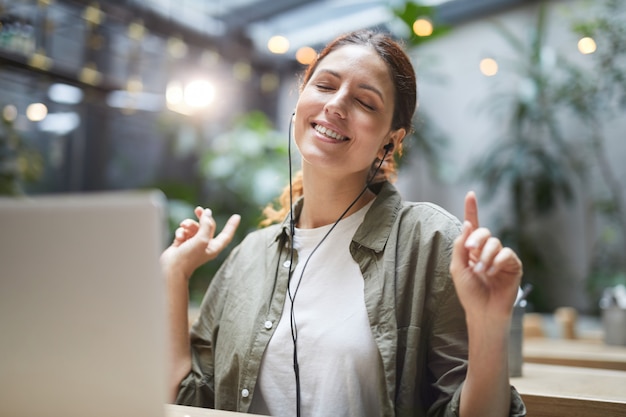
[317,69,385,102]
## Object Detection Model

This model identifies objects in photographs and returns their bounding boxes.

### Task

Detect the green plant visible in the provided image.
[562,0,626,299]
[470,1,626,310]
[470,5,586,310]
[392,1,452,48]
[0,110,43,195]
[154,110,290,303]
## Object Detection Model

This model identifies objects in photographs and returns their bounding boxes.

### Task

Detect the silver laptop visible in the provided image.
[0,190,169,417]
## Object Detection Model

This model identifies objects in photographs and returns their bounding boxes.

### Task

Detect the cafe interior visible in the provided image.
[1,0,625,416]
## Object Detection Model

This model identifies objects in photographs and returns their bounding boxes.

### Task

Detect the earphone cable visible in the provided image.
[285,119,390,416]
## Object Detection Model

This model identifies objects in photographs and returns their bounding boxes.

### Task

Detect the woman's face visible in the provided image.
[294,44,404,180]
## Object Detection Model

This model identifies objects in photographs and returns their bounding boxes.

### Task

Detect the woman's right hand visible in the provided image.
[160,206,241,281]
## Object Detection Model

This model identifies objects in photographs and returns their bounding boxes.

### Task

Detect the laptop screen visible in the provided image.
[0,190,169,417]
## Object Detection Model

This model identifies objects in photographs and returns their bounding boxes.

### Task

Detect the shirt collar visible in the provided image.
[353,181,401,253]
[272,181,402,252]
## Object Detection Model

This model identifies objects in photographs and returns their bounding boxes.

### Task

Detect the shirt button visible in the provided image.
[264,320,273,330]
[282,260,291,268]
[241,388,250,398]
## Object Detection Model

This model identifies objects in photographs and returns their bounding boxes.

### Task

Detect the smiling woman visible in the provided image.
[162,29,527,417]
[292,43,402,201]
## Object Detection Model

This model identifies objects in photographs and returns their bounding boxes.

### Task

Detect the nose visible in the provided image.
[324,90,348,119]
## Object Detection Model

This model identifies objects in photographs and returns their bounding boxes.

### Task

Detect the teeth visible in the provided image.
[315,124,347,141]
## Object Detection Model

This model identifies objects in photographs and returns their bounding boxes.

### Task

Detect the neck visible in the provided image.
[298,166,375,229]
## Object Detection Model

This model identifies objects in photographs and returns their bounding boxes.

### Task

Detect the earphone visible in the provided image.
[283,112,393,417]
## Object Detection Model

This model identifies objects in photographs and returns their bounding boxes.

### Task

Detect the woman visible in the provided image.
[160,30,526,417]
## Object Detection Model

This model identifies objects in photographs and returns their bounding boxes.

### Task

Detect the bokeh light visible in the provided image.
[578,37,597,55]
[2,104,17,122]
[413,18,433,37]
[296,46,317,65]
[26,103,48,122]
[184,79,215,108]
[267,35,289,54]
[479,58,499,76]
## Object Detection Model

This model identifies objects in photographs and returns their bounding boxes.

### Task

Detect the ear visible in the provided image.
[378,128,406,159]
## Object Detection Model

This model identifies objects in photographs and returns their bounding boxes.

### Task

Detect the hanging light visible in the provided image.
[479,58,499,77]
[128,19,146,41]
[413,18,433,37]
[267,35,289,54]
[296,46,317,65]
[232,61,252,82]
[184,79,215,109]
[78,62,102,86]
[167,36,188,59]
[26,102,48,122]
[2,105,18,122]
[28,49,52,70]
[82,2,105,27]
[260,73,279,93]
[577,37,597,55]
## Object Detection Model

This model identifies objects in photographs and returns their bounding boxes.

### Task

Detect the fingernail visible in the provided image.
[474,262,484,273]
[466,238,478,248]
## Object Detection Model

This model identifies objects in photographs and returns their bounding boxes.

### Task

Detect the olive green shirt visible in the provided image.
[176,181,526,416]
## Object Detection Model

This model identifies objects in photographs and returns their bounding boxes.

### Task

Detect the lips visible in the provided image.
[313,123,348,141]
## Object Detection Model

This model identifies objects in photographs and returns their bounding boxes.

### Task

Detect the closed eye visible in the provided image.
[358,100,376,111]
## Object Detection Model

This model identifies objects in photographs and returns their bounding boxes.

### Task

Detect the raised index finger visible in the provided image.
[208,214,241,252]
[464,191,480,229]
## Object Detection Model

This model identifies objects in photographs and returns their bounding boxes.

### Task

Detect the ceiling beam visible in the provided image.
[437,0,542,24]
[221,0,322,32]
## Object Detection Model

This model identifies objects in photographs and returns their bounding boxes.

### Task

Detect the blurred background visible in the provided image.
[1,0,624,314]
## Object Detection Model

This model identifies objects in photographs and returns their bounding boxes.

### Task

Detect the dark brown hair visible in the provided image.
[261,30,417,226]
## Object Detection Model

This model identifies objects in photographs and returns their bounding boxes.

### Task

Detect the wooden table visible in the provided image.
[523,337,626,371]
[512,363,626,417]
[166,363,626,417]
[165,403,257,416]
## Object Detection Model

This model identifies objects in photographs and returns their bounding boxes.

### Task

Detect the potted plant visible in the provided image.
[470,1,626,312]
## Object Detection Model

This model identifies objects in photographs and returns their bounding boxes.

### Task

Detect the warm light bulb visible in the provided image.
[26,102,48,122]
[233,62,252,82]
[479,58,499,77]
[260,73,279,93]
[79,62,102,86]
[413,18,433,37]
[296,46,317,65]
[128,20,145,41]
[168,37,188,59]
[2,104,17,122]
[578,37,597,55]
[267,35,290,54]
[184,80,215,108]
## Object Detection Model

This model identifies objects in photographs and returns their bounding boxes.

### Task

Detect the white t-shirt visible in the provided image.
[249,201,382,417]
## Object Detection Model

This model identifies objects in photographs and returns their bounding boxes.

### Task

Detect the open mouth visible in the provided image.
[313,123,348,141]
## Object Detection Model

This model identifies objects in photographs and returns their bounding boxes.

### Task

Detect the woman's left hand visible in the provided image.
[450,191,523,323]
